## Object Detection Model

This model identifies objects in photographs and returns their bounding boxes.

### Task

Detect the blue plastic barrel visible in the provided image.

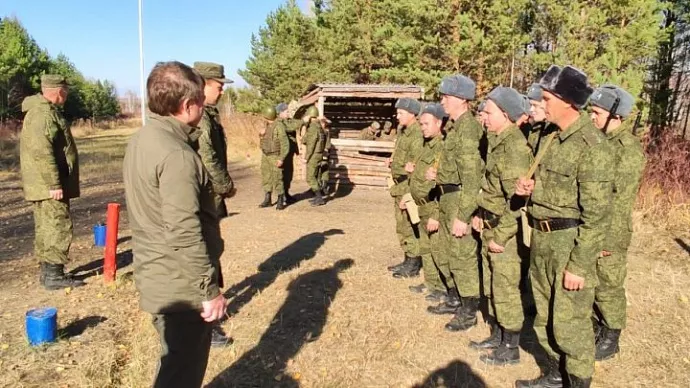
[93,223,107,247]
[25,307,58,346]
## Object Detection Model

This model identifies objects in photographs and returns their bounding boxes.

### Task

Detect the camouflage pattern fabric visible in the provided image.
[32,199,72,264]
[259,121,289,195]
[304,121,325,192]
[196,106,234,218]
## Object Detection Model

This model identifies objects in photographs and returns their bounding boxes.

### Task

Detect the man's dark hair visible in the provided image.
[147,61,204,116]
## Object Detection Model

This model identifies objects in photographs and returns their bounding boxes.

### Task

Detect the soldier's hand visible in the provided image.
[425,167,437,181]
[275,160,284,168]
[563,270,585,291]
[601,250,612,257]
[427,218,440,233]
[515,177,535,196]
[49,189,64,201]
[399,199,407,210]
[471,216,484,233]
[488,240,505,253]
[451,218,469,238]
[201,294,228,322]
[405,162,415,174]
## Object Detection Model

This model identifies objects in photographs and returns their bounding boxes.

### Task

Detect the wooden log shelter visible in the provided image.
[296,84,424,190]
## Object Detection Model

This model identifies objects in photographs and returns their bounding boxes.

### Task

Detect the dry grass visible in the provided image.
[222,112,264,163]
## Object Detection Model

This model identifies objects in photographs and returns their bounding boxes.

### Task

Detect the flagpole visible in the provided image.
[138,0,146,125]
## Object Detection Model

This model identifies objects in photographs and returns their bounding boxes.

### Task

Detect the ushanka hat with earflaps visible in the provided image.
[590,85,635,119]
[538,65,592,110]
[395,98,422,115]
[420,102,446,120]
[486,86,525,123]
[439,75,476,100]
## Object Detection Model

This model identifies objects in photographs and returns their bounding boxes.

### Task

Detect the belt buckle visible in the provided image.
[539,220,552,233]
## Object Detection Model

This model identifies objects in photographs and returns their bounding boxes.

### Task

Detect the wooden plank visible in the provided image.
[331,139,395,147]
[319,91,422,99]
[329,158,389,167]
[332,150,389,162]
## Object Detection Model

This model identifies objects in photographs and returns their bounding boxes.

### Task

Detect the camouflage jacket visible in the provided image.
[605,122,646,253]
[196,106,234,197]
[303,121,326,162]
[478,125,532,246]
[279,118,302,148]
[436,111,485,223]
[410,135,444,222]
[390,122,423,198]
[20,94,80,201]
[530,113,614,279]
[260,121,289,160]
[123,114,222,314]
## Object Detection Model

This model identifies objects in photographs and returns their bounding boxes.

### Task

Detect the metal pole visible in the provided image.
[138,0,146,125]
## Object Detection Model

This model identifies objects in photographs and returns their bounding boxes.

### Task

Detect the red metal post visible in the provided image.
[104,203,120,283]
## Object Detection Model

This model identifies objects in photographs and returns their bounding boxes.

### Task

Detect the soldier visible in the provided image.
[317,116,332,196]
[302,105,328,206]
[276,102,302,204]
[405,103,447,302]
[258,106,290,210]
[380,121,397,142]
[469,87,532,365]
[123,61,226,388]
[20,74,84,291]
[359,121,381,140]
[525,83,554,156]
[514,65,614,388]
[426,75,484,333]
[589,85,646,361]
[477,100,488,127]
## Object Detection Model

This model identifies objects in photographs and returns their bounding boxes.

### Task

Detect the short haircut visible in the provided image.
[147,61,204,116]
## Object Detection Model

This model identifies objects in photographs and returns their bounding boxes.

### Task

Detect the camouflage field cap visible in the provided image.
[41,74,68,88]
[487,86,524,122]
[420,102,446,120]
[590,84,635,119]
[193,62,233,83]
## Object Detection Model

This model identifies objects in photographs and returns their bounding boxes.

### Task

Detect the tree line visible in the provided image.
[0,17,120,124]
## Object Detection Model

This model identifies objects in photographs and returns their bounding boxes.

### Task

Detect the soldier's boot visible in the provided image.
[567,374,592,388]
[276,195,286,210]
[310,190,326,206]
[444,296,479,331]
[210,324,233,348]
[514,357,563,388]
[392,256,421,278]
[480,330,521,365]
[43,263,85,291]
[284,192,296,204]
[469,317,501,349]
[592,316,603,342]
[425,289,447,303]
[258,192,272,208]
[595,326,621,361]
[322,184,331,197]
[427,287,461,315]
[388,254,412,272]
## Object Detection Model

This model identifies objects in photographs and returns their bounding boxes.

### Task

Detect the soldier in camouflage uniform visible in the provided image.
[302,106,328,206]
[526,84,554,156]
[426,75,485,333]
[276,103,302,204]
[514,65,614,388]
[259,106,290,210]
[589,85,646,362]
[359,121,382,141]
[20,74,84,291]
[405,103,447,303]
[469,87,532,365]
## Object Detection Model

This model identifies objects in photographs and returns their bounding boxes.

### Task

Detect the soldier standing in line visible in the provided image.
[20,74,84,290]
[525,83,554,156]
[514,65,614,388]
[276,102,302,205]
[302,105,328,206]
[589,85,646,362]
[426,75,485,333]
[258,106,289,210]
[469,87,532,365]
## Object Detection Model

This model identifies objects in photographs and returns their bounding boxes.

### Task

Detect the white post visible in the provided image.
[138,0,146,125]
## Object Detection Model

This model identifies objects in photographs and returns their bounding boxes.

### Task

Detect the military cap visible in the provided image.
[395,98,422,115]
[193,62,233,83]
[420,102,446,120]
[41,74,68,88]
[590,84,635,119]
[521,95,531,115]
[439,75,476,100]
[539,65,592,110]
[275,103,288,114]
[487,86,525,122]
[527,83,542,102]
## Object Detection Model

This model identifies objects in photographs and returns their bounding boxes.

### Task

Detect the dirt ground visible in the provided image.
[0,127,689,388]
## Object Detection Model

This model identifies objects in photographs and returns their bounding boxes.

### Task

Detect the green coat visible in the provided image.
[390,122,423,198]
[303,121,325,163]
[260,121,290,161]
[409,135,444,222]
[478,125,532,246]
[123,114,223,314]
[530,113,615,278]
[20,94,80,201]
[196,106,234,218]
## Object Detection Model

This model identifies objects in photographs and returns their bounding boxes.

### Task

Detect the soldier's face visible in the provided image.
[396,109,416,127]
[56,87,68,106]
[484,100,510,133]
[279,110,289,119]
[204,80,224,105]
[590,106,622,132]
[530,100,546,122]
[542,91,569,123]
[419,113,441,139]
[440,94,460,116]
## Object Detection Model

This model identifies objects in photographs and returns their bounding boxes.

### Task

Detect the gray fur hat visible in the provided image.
[439,75,476,100]
[589,84,635,119]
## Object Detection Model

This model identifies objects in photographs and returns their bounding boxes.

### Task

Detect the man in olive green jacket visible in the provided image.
[20,74,83,291]
[276,102,302,204]
[259,106,290,210]
[123,62,227,388]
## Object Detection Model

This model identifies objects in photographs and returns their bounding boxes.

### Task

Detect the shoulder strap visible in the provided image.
[526,131,557,178]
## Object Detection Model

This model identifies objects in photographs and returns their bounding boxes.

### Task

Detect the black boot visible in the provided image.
[444,296,479,331]
[595,326,621,361]
[592,316,603,343]
[258,192,272,208]
[388,254,412,272]
[515,357,563,388]
[481,329,520,365]
[392,256,421,278]
[284,192,296,204]
[310,190,326,206]
[425,289,447,303]
[427,287,461,315]
[469,317,501,349]
[567,374,592,388]
[210,324,233,348]
[276,194,286,210]
[42,263,85,291]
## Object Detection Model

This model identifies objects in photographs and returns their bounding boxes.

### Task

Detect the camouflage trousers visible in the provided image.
[437,193,480,298]
[393,198,420,257]
[530,227,596,379]
[481,228,524,332]
[595,248,628,329]
[418,216,446,292]
[32,199,72,265]
[306,154,324,192]
[261,154,284,195]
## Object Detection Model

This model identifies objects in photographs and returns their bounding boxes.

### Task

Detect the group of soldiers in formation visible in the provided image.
[381,66,645,388]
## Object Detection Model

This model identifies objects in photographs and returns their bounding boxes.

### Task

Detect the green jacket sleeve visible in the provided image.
[305,124,318,161]
[454,128,483,223]
[197,115,233,196]
[278,125,290,161]
[159,150,220,301]
[493,145,531,246]
[27,112,62,190]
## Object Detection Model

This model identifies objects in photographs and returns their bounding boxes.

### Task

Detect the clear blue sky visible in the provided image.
[1,0,308,95]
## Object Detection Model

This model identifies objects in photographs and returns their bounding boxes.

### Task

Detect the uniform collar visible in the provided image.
[426,133,442,147]
[558,113,590,141]
[606,121,632,140]
[489,124,519,150]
